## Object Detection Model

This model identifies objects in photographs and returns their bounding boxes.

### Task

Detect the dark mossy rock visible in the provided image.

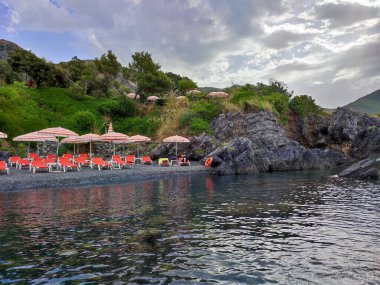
[339,158,379,180]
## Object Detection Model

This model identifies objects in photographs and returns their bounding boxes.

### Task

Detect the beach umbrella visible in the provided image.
[13,131,57,155]
[61,136,81,155]
[186,89,201,95]
[127,93,140,100]
[100,123,130,155]
[147,96,159,102]
[130,135,151,157]
[38,127,79,156]
[176,96,186,100]
[0,131,7,139]
[78,133,101,157]
[163,135,190,157]
[208,91,229,98]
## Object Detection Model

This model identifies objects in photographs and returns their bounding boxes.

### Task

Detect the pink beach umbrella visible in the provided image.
[147,96,159,102]
[187,89,201,95]
[130,135,151,157]
[38,127,79,156]
[13,131,57,155]
[0,131,7,139]
[78,133,101,156]
[61,136,81,155]
[208,91,229,98]
[100,123,130,155]
[163,135,190,157]
[127,93,140,100]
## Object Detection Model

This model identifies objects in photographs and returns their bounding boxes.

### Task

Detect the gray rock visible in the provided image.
[339,158,379,180]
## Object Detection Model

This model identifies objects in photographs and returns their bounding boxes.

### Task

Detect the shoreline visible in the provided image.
[0,164,207,192]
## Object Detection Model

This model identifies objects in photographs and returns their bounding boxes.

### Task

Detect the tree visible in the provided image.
[95,50,122,77]
[177,79,197,95]
[126,51,173,96]
[289,95,322,116]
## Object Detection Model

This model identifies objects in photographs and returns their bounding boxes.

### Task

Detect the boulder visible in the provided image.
[328,108,380,158]
[339,158,379,180]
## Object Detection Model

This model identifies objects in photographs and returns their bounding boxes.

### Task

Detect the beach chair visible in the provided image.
[43,158,56,164]
[9,156,21,167]
[0,161,10,175]
[79,153,90,160]
[112,155,129,169]
[62,153,73,159]
[125,155,135,168]
[158,158,170,167]
[58,157,80,172]
[17,159,31,170]
[47,154,57,160]
[91,157,112,171]
[74,156,90,167]
[142,156,153,165]
[29,153,39,160]
[31,159,50,174]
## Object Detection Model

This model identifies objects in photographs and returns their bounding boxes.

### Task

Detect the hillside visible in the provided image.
[345,89,380,115]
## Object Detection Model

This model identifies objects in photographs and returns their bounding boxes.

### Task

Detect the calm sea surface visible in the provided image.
[0,171,379,284]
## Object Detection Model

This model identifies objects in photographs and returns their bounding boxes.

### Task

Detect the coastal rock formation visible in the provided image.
[151,133,217,161]
[328,108,380,158]
[339,158,379,180]
[206,112,349,175]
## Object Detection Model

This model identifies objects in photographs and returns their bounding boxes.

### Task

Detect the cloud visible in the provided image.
[1,0,380,107]
[313,2,380,27]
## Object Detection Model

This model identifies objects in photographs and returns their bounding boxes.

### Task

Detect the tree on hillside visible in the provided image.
[289,95,322,116]
[7,49,67,88]
[126,51,173,97]
[177,79,197,95]
[95,50,122,77]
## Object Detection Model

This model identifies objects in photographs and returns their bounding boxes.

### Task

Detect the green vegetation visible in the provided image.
[0,44,331,145]
[344,89,380,115]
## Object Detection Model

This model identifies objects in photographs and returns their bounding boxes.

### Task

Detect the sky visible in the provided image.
[0,0,379,108]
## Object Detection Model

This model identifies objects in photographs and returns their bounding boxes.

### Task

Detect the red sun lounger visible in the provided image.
[0,161,10,175]
[91,157,112,171]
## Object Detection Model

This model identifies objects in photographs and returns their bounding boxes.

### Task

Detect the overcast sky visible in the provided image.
[1,0,379,107]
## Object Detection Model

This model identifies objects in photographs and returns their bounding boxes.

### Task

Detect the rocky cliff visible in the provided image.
[0,39,22,60]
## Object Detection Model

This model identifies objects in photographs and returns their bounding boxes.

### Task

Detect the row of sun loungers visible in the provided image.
[0,153,157,174]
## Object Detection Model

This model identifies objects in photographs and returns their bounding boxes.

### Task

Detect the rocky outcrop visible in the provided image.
[206,112,350,175]
[339,158,379,180]
[328,108,380,158]
[0,39,22,60]
[151,133,218,161]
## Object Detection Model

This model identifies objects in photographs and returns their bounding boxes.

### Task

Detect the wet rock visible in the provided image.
[339,157,379,180]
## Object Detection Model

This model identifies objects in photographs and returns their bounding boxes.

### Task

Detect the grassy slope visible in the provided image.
[344,89,380,114]
[0,83,109,138]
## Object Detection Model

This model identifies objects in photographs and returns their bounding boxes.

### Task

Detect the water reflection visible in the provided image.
[0,171,379,284]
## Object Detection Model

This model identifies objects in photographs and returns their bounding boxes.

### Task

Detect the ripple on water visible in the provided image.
[0,172,379,284]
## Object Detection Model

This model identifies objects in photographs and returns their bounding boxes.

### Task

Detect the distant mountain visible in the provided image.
[0,39,23,60]
[345,89,380,115]
[199,86,222,93]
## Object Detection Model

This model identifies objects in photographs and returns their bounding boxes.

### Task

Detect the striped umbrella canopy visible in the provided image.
[61,136,81,155]
[38,127,78,156]
[147,96,159,101]
[13,131,57,155]
[187,89,201,95]
[38,127,78,138]
[130,135,151,157]
[127,93,140,99]
[78,133,101,156]
[0,131,7,138]
[163,135,190,157]
[100,123,130,155]
[208,91,229,98]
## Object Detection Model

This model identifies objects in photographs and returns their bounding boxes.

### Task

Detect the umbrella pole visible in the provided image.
[37,142,40,156]
[176,142,178,157]
[90,141,92,157]
[114,142,116,155]
[28,142,30,157]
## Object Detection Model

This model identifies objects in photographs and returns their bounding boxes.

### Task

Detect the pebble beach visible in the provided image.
[0,163,206,192]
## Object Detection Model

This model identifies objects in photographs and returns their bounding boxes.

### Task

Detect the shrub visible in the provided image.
[71,111,96,132]
[231,90,256,105]
[289,95,322,116]
[189,117,210,134]
[99,100,119,115]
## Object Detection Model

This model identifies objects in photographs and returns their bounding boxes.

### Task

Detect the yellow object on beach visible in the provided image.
[158,158,170,166]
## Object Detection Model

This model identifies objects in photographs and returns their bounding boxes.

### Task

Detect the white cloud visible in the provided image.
[2,0,380,107]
